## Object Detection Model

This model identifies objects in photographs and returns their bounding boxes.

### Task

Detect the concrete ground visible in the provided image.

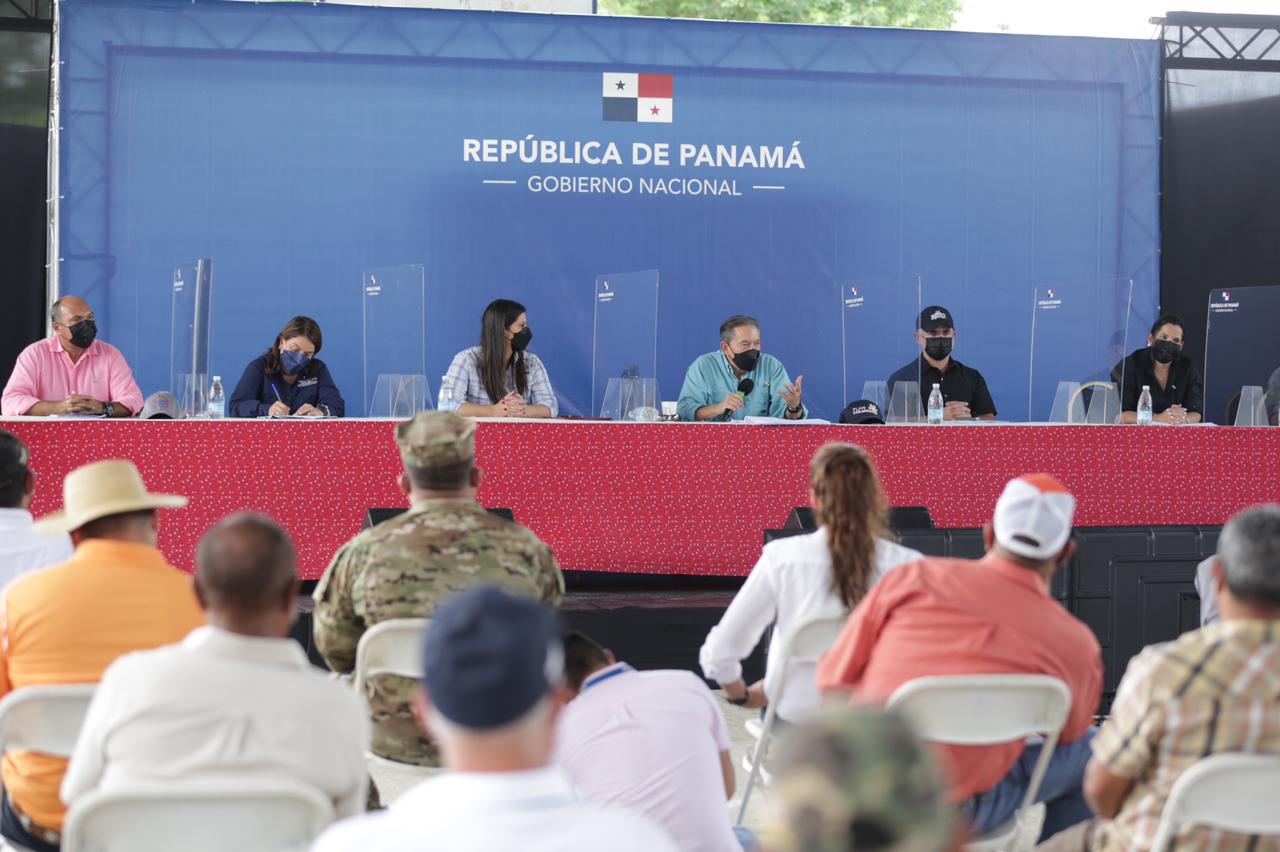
[722,699,775,835]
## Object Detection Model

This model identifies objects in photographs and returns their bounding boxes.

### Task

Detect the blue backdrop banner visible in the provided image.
[57,0,1161,420]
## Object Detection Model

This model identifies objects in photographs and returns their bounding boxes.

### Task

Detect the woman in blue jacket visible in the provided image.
[229,316,345,417]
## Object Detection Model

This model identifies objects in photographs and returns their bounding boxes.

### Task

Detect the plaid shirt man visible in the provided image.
[439,347,557,416]
[1090,618,1280,852]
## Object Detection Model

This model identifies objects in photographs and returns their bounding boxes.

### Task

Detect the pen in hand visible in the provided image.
[269,383,287,417]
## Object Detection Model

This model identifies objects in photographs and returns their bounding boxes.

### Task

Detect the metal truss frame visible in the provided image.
[1158,12,1280,71]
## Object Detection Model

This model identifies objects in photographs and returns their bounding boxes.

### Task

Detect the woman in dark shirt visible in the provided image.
[229,316,345,417]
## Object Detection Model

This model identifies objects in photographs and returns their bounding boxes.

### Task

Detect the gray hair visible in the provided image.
[196,512,296,611]
[719,315,759,344]
[1218,504,1280,607]
[50,297,68,324]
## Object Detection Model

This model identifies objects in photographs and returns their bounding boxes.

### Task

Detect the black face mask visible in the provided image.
[1151,339,1181,364]
[924,336,953,361]
[511,326,533,352]
[731,348,760,372]
[67,318,97,349]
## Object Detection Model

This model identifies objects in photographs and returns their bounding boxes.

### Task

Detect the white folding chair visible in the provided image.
[353,618,442,803]
[736,615,848,824]
[0,683,96,758]
[887,674,1072,852]
[0,685,97,852]
[1149,753,1280,852]
[61,777,334,852]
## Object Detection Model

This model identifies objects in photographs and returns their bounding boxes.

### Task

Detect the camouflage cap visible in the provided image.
[764,705,954,852]
[395,411,476,468]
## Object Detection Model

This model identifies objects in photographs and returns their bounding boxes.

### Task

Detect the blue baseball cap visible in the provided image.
[423,585,564,730]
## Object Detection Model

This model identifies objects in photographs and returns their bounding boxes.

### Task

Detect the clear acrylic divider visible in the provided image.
[600,377,660,421]
[170,258,213,417]
[840,275,922,422]
[1205,285,1280,426]
[592,270,659,419]
[369,374,431,419]
[1028,278,1131,423]
[363,264,427,417]
[1232,386,1268,427]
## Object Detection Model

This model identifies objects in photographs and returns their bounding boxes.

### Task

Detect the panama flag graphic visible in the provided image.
[603,72,673,123]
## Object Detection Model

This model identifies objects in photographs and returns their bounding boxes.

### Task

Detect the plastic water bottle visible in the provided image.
[437,376,453,412]
[927,383,944,424]
[1136,385,1153,426]
[207,376,225,419]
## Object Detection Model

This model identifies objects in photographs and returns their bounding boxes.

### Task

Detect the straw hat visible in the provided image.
[33,460,188,534]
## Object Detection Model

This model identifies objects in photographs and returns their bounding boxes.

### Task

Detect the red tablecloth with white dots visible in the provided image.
[5,419,1278,579]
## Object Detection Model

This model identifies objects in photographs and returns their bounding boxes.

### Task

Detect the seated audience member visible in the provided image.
[700,443,922,721]
[764,706,957,852]
[816,474,1102,842]
[1,295,142,417]
[313,411,563,782]
[1040,504,1280,852]
[1112,314,1203,424]
[555,631,749,852]
[1193,554,1219,626]
[312,586,678,852]
[0,460,203,850]
[229,316,344,417]
[0,431,72,585]
[61,513,368,817]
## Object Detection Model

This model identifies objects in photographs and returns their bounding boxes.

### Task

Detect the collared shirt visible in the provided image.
[1112,347,1204,415]
[0,540,204,830]
[61,626,368,817]
[310,766,680,852]
[440,347,558,416]
[815,554,1102,801]
[676,351,804,421]
[0,509,72,588]
[1,337,144,416]
[700,530,922,722]
[887,355,997,418]
[227,354,345,418]
[1090,619,1280,852]
[313,497,563,766]
[554,664,738,852]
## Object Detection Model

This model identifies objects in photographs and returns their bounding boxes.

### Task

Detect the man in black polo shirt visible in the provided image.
[1111,314,1203,424]
[886,306,996,421]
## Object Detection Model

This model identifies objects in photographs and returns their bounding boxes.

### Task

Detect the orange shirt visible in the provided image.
[815,554,1102,802]
[0,540,205,831]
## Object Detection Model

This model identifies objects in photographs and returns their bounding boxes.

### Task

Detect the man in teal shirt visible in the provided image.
[677,315,806,421]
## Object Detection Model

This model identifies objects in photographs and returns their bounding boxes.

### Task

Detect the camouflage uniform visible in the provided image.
[313,412,563,767]
[764,705,955,852]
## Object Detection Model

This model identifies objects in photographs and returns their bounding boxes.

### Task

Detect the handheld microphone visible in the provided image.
[718,378,755,421]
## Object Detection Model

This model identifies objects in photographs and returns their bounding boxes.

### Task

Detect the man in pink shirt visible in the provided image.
[2,296,142,417]
[817,474,1102,844]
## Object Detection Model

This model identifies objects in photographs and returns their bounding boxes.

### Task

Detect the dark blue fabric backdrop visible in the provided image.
[57,0,1160,420]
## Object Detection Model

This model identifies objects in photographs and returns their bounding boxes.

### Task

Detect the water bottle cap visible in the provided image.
[1141,384,1149,390]
[932,383,940,389]
[213,376,221,382]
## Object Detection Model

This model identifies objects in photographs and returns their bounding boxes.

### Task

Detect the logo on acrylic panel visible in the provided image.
[1211,289,1240,313]
[844,286,865,310]
[1037,289,1063,311]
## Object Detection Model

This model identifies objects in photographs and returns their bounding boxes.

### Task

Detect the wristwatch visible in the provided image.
[787,404,802,414]
[726,695,749,707]
[102,401,116,418]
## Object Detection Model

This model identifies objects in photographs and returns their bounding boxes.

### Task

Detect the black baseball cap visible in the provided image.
[918,306,954,332]
[839,399,885,425]
[422,585,564,730]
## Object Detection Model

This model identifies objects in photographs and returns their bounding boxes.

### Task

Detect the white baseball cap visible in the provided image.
[993,474,1076,561]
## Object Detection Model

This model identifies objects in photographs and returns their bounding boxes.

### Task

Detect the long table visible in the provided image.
[4,419,1277,579]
